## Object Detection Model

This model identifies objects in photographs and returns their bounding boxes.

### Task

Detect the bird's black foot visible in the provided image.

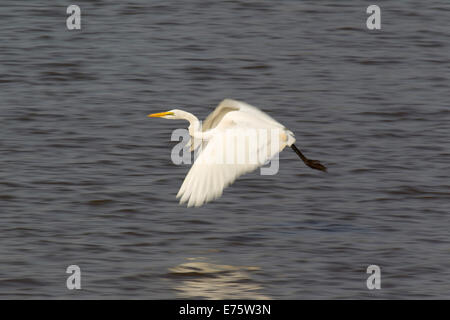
[305,159,327,172]
[290,144,327,172]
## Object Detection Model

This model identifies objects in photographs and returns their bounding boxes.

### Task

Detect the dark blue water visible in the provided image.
[0,1,449,299]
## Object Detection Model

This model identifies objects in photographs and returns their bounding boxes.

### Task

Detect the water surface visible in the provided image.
[0,1,449,299]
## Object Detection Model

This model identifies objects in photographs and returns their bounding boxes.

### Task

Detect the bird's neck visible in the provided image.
[177,110,216,140]
[178,111,202,137]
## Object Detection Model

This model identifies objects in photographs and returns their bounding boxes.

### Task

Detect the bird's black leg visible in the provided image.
[291,144,327,172]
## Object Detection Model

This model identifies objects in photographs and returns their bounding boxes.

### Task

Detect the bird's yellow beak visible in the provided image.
[147,111,174,118]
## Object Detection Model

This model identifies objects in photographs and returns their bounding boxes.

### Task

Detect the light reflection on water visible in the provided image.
[169,258,270,299]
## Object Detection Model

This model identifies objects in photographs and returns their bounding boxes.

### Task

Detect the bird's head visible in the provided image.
[147,109,185,120]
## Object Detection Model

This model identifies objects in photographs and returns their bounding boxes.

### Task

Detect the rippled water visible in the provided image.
[1,1,449,299]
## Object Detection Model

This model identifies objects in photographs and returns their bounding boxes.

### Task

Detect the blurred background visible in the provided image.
[0,0,449,299]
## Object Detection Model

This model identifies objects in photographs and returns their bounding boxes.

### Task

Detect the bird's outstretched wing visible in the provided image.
[177,111,289,207]
[202,99,285,132]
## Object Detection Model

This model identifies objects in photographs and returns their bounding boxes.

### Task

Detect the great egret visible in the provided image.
[149,99,326,207]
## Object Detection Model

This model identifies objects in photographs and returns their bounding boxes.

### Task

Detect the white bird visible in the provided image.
[148,99,326,207]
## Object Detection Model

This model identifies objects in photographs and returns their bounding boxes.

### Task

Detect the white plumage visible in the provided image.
[148,99,326,207]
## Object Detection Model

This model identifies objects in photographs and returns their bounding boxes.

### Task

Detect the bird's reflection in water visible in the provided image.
[168,257,270,299]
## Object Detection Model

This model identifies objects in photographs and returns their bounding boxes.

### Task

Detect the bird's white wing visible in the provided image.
[202,99,285,131]
[177,111,289,207]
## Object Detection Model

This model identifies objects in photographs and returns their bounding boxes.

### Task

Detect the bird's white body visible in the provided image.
[150,99,295,207]
[189,99,295,150]
[149,99,300,207]
[179,100,296,207]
